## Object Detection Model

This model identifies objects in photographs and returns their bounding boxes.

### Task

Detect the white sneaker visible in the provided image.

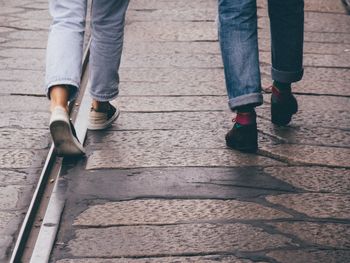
[88,102,120,130]
[49,106,85,156]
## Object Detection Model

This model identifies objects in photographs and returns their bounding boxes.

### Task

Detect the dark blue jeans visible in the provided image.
[218,0,304,111]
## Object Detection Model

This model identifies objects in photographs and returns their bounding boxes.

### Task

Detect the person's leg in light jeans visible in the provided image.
[45,0,129,106]
[218,0,263,112]
[45,0,87,104]
[89,0,129,102]
[45,0,129,155]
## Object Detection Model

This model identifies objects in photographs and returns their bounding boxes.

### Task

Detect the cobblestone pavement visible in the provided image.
[1,0,350,262]
[0,1,51,261]
[48,0,350,262]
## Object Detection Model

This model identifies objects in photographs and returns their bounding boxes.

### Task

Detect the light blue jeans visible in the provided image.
[218,0,304,111]
[45,0,130,102]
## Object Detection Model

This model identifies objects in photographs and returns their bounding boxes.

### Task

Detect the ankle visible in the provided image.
[235,110,256,126]
[92,100,110,112]
[273,81,291,93]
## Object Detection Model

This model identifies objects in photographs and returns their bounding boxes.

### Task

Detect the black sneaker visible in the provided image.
[271,86,298,126]
[225,122,258,152]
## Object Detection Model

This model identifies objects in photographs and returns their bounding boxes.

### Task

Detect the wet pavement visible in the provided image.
[2,0,350,262]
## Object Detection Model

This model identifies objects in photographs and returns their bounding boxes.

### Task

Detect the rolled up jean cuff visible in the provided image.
[46,79,79,101]
[271,67,304,83]
[228,92,263,112]
[89,89,119,102]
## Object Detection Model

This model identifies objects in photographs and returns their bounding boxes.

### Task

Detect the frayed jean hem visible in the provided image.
[89,90,119,102]
[228,92,263,112]
[271,67,304,83]
[46,79,79,101]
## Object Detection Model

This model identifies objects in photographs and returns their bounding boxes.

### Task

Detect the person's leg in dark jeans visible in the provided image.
[218,0,263,152]
[268,0,304,125]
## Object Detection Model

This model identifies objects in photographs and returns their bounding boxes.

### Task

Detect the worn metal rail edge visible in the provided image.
[10,38,92,263]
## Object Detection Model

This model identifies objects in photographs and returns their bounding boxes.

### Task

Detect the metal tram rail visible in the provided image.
[10,39,92,263]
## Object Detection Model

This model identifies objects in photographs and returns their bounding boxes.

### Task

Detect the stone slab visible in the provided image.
[0,96,49,112]
[101,111,231,131]
[0,111,49,129]
[267,193,350,219]
[57,255,258,263]
[0,149,45,169]
[0,169,30,186]
[260,144,350,168]
[67,223,293,257]
[267,250,350,263]
[260,95,350,130]
[258,117,350,148]
[129,0,217,10]
[271,222,350,249]
[86,148,283,170]
[0,185,21,210]
[63,167,298,202]
[74,199,291,226]
[117,95,226,112]
[0,128,49,149]
[0,211,17,231]
[264,166,350,194]
[87,129,227,149]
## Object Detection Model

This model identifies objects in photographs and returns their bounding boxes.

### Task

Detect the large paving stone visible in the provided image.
[86,148,283,170]
[0,128,49,149]
[121,52,222,69]
[0,211,17,231]
[0,169,29,186]
[258,117,350,148]
[271,222,350,249]
[64,167,299,202]
[0,111,49,129]
[74,199,290,226]
[0,48,45,59]
[260,95,350,130]
[266,193,350,219]
[260,144,350,168]
[0,96,49,112]
[127,8,216,22]
[117,96,226,112]
[0,185,21,210]
[129,0,216,10]
[124,22,217,42]
[264,166,350,194]
[87,129,226,149]
[120,67,224,83]
[67,223,293,257]
[56,255,259,263]
[96,112,229,131]
[0,149,45,169]
[267,250,350,263]
[120,80,226,96]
